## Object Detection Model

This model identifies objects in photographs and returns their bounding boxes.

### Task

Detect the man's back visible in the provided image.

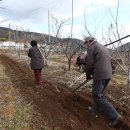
[86,41,112,80]
[28,46,44,70]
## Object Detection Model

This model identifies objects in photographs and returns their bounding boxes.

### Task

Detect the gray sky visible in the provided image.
[0,0,130,43]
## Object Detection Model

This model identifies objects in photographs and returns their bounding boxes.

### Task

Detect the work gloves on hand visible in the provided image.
[85,67,93,80]
[86,73,92,80]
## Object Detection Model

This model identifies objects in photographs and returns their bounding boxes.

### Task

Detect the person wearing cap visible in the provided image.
[28,40,44,88]
[84,36,122,127]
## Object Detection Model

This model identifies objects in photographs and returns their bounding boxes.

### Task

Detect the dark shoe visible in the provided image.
[88,106,99,118]
[109,114,122,127]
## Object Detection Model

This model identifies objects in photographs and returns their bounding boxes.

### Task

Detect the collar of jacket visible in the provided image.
[89,40,96,47]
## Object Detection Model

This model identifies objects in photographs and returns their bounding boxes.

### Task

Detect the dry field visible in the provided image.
[0,51,130,130]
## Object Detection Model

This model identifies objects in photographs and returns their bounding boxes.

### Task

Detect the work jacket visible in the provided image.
[28,46,44,70]
[85,41,112,80]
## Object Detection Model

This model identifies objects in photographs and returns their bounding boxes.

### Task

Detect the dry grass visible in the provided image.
[0,61,10,84]
[0,59,33,130]
[111,73,128,87]
[0,52,130,130]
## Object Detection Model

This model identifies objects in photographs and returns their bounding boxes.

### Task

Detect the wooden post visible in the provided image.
[8,24,11,49]
[48,10,50,44]
[128,50,130,88]
[71,0,73,38]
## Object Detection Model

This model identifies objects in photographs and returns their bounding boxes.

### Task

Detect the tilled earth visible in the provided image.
[0,54,130,130]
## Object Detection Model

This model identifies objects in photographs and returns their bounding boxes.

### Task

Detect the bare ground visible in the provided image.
[0,53,130,130]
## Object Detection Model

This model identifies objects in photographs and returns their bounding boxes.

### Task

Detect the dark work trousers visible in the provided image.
[92,79,119,120]
[34,69,43,85]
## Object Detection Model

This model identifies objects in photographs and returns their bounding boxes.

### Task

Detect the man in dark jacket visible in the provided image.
[84,36,122,127]
[28,40,44,88]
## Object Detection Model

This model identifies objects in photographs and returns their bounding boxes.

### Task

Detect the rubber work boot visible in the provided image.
[109,114,122,127]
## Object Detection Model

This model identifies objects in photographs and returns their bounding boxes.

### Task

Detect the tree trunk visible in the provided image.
[128,68,130,88]
[68,59,71,70]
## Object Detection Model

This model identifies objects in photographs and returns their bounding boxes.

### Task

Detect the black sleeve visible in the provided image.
[28,49,31,57]
[76,56,85,65]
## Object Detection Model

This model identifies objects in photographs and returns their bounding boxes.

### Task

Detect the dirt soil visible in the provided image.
[0,54,130,130]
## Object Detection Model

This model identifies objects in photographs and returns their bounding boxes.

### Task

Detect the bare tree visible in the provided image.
[51,16,81,70]
[39,34,54,59]
[108,0,130,87]
[60,38,81,70]
[0,0,7,10]
[83,0,130,86]
[38,16,70,60]
[99,0,130,87]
